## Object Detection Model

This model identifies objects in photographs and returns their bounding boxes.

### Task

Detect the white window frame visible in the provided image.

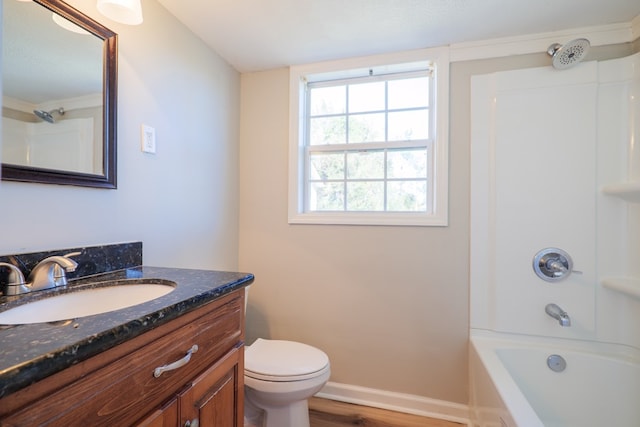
[288,48,449,226]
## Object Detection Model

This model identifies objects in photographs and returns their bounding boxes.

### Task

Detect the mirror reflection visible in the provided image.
[1,0,117,188]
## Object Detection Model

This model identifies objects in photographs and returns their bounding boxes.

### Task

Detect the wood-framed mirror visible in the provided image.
[2,0,117,188]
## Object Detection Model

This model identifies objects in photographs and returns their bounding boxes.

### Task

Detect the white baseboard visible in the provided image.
[315,381,471,426]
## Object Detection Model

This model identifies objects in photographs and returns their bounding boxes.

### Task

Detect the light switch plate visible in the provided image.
[141,124,156,154]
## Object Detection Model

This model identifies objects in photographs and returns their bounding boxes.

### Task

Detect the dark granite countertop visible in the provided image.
[0,266,254,399]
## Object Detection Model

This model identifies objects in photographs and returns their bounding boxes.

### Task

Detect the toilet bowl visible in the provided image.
[244,338,330,427]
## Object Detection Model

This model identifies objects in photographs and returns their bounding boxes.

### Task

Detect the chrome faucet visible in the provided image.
[545,303,571,327]
[0,256,78,296]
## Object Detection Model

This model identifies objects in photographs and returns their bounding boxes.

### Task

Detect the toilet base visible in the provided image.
[243,398,264,427]
[263,399,310,427]
[244,388,313,427]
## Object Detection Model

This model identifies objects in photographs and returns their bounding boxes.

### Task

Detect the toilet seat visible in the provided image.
[245,339,330,382]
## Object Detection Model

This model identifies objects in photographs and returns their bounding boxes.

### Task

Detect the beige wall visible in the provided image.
[238,43,637,404]
[239,66,470,403]
[0,0,241,271]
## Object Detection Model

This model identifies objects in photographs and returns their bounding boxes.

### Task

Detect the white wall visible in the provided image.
[0,0,240,271]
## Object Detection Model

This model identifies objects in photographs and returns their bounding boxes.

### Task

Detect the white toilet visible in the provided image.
[243,338,330,427]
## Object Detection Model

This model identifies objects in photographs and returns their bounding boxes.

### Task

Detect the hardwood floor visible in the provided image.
[308,397,464,427]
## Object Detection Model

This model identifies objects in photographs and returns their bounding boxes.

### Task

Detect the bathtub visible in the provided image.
[469,330,640,427]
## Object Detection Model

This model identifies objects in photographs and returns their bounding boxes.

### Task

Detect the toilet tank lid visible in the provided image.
[245,338,329,377]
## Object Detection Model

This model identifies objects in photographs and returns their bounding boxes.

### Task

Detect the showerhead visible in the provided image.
[33,107,65,124]
[547,38,590,70]
[33,110,55,123]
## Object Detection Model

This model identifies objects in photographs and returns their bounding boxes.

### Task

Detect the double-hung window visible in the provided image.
[289,48,449,226]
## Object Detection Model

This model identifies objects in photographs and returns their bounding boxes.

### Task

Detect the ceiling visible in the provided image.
[157,0,640,73]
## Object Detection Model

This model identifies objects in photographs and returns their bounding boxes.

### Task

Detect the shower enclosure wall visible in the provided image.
[471,52,640,345]
[469,52,640,425]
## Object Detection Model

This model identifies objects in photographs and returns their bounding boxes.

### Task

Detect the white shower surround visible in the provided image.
[469,52,640,425]
[2,117,95,173]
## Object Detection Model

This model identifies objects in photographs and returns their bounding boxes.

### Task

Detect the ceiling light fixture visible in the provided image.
[96,0,143,25]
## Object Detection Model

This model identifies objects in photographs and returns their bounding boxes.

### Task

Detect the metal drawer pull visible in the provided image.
[153,344,199,378]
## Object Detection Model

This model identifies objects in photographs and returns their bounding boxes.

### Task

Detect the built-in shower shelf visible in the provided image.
[602,182,640,202]
[601,277,640,299]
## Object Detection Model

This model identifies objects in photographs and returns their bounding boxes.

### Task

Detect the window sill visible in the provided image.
[288,211,448,227]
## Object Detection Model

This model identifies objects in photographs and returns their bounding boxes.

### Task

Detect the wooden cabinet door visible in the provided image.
[179,346,243,427]
[135,398,179,427]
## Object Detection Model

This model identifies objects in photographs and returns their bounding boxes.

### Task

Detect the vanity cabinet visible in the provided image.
[137,344,242,427]
[0,290,245,427]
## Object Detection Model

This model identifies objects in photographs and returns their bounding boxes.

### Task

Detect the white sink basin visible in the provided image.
[0,280,176,325]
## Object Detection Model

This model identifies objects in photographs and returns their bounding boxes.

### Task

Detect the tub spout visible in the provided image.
[545,303,571,327]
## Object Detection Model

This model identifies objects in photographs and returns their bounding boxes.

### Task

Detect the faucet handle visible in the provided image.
[0,262,28,296]
[52,252,80,287]
[0,262,26,284]
[63,251,82,259]
[533,248,580,282]
[54,253,79,287]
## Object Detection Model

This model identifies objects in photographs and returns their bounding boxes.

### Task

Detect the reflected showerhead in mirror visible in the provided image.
[547,38,590,70]
[33,107,65,124]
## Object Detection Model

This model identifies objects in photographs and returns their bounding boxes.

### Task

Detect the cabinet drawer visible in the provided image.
[2,294,243,427]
